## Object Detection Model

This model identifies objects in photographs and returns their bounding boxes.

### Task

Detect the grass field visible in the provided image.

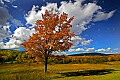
[0,61,120,80]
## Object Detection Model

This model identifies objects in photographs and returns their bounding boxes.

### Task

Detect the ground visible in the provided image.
[0,61,120,80]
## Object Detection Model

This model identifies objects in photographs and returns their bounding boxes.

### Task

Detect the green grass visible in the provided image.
[0,61,120,80]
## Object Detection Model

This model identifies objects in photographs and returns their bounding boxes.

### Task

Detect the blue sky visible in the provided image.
[0,0,120,54]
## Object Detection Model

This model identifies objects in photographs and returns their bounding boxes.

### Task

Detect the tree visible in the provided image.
[21,10,74,73]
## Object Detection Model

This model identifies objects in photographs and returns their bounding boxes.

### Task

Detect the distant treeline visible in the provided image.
[49,55,120,64]
[0,49,120,64]
[0,49,31,64]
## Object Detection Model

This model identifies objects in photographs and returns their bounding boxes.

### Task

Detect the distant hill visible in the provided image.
[0,49,19,52]
[0,49,25,56]
[68,52,108,56]
[0,49,25,52]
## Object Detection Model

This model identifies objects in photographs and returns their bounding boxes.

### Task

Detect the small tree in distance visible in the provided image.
[21,10,74,73]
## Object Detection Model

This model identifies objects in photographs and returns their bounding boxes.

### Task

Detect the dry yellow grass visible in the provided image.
[0,61,120,80]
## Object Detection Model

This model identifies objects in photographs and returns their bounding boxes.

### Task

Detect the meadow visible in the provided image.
[0,61,120,80]
[1,50,120,80]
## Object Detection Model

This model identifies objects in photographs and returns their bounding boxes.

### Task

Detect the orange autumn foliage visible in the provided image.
[21,10,74,59]
[21,10,74,73]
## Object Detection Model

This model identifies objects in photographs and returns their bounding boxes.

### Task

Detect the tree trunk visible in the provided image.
[28,62,30,66]
[44,56,48,73]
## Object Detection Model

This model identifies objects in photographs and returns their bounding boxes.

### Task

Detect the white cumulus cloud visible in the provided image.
[11,19,23,27]
[0,42,4,48]
[59,1,101,35]
[68,47,111,53]
[25,3,58,25]
[114,48,119,51]
[68,49,75,52]
[68,48,85,52]
[12,5,17,8]
[71,36,93,47]
[95,48,111,52]
[0,25,11,42]
[13,27,35,41]
[0,0,15,4]
[93,10,116,22]
[81,39,93,46]
[76,48,84,52]
[2,27,35,49]
[86,47,95,52]
[25,0,115,49]
[0,7,11,26]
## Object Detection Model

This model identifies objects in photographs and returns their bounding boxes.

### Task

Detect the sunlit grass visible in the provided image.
[0,61,120,80]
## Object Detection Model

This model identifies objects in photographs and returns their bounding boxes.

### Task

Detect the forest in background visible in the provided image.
[0,49,120,64]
